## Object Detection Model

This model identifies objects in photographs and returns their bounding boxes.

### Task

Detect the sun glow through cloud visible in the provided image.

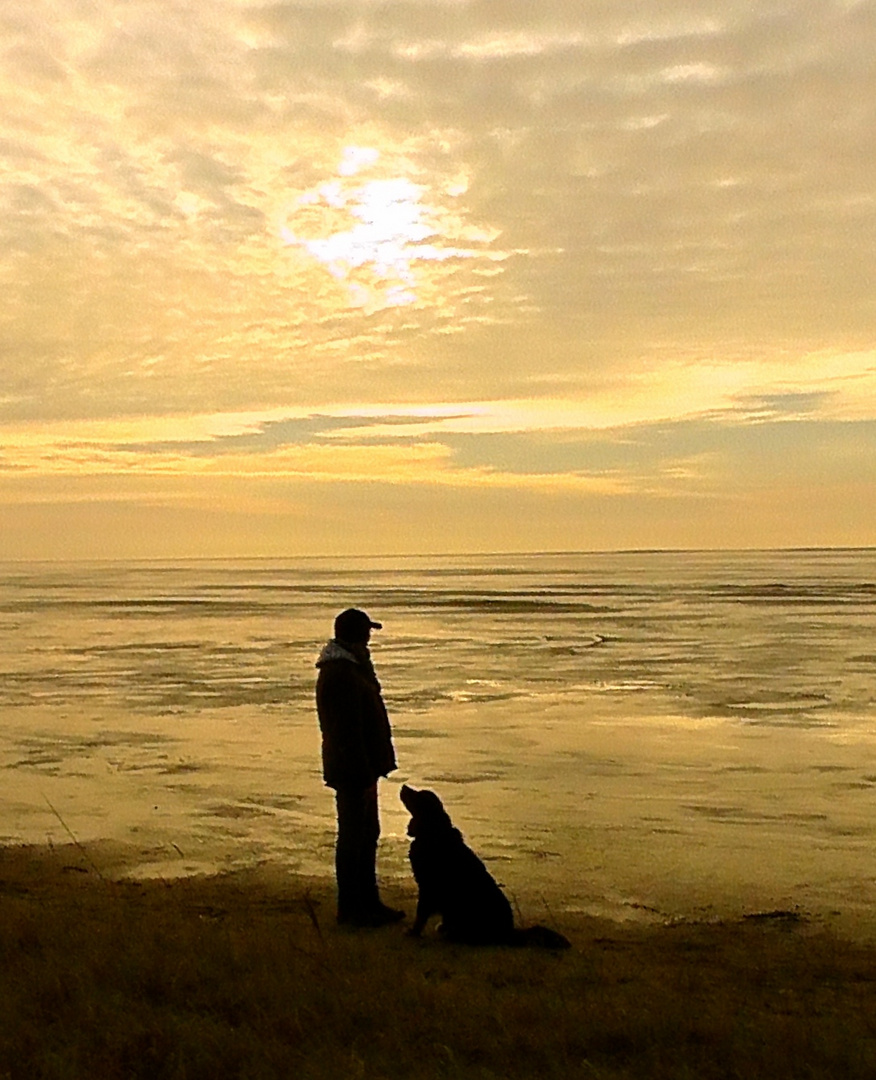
[279,147,495,311]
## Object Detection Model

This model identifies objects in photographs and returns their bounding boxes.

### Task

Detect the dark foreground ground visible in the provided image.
[2,843,876,1080]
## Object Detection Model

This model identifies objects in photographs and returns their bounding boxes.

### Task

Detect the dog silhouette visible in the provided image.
[400,785,570,949]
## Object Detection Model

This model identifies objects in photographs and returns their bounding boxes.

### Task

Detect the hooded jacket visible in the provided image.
[315,640,397,789]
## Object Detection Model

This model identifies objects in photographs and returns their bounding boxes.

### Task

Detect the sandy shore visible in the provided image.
[0,833,869,935]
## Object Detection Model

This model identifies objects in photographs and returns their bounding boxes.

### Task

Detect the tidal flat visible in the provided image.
[4,551,876,927]
[2,843,876,1080]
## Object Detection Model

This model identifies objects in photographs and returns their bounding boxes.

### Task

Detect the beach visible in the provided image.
[2,550,876,931]
[3,548,876,1077]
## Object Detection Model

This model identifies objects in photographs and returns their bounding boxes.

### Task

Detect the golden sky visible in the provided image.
[1,0,874,558]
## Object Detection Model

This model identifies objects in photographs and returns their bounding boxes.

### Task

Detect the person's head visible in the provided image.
[334,608,382,645]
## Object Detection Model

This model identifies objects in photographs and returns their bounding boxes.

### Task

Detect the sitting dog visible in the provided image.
[399,784,570,949]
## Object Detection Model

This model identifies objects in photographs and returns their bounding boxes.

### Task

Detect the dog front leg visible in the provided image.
[408,893,434,937]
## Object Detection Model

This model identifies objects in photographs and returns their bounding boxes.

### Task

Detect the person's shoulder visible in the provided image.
[316,656,363,691]
[317,657,356,676]
[316,641,359,669]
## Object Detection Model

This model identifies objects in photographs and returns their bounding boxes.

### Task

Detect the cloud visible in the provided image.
[2,336,873,503]
[728,391,834,421]
[0,0,873,552]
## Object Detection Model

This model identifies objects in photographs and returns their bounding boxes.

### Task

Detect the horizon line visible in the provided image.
[0,545,873,566]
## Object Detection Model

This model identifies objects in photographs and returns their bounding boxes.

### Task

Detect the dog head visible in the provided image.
[399,784,454,837]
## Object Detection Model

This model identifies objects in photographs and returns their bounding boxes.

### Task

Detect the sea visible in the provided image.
[2,549,875,926]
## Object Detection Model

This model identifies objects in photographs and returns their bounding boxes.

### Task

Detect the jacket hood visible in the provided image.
[315,639,359,667]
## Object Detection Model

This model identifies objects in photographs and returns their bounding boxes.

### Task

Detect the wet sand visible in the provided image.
[3,551,875,940]
[5,695,876,937]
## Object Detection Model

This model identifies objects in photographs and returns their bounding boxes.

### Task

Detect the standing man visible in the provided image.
[315,608,405,927]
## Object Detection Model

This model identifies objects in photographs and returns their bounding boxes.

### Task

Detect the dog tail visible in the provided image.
[512,925,571,950]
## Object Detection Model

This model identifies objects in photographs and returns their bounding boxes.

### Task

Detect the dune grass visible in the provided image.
[2,844,876,1079]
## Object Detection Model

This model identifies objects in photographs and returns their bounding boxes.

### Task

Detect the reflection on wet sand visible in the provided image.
[1,551,875,928]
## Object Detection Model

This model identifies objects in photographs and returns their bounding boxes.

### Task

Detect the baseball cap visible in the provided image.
[334,608,383,642]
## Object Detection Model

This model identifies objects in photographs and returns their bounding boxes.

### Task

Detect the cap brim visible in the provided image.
[369,620,383,630]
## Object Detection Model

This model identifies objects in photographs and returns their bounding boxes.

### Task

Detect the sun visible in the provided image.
[280,147,492,312]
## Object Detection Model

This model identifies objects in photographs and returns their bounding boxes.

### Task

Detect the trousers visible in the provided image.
[334,782,380,919]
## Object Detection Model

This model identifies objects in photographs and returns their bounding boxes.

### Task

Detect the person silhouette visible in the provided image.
[315,608,404,927]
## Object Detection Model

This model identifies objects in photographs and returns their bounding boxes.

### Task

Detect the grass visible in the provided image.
[2,844,876,1079]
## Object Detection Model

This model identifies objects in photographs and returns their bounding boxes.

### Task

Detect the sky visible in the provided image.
[1,0,874,559]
